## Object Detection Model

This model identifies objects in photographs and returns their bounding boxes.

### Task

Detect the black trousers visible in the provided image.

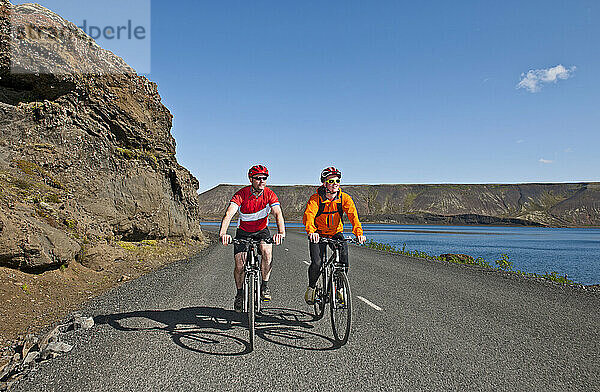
[308,232,348,288]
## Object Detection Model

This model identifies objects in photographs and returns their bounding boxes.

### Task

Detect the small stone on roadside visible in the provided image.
[40,342,72,361]
[0,357,12,380]
[0,354,20,382]
[38,326,60,352]
[22,351,39,366]
[0,357,10,370]
[47,342,72,353]
[73,316,94,330]
[21,335,37,358]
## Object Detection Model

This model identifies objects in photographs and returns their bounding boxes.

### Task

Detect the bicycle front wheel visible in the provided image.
[330,271,352,344]
[313,271,326,320]
[255,274,261,314]
[247,274,256,351]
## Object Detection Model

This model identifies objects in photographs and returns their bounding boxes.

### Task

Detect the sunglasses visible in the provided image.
[326,179,341,184]
[252,176,268,181]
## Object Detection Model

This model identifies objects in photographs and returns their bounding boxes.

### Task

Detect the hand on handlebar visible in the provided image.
[220,234,232,245]
[356,235,366,245]
[308,232,320,243]
[272,233,285,245]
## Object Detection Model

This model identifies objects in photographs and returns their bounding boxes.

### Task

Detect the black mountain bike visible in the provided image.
[312,237,355,345]
[233,237,275,351]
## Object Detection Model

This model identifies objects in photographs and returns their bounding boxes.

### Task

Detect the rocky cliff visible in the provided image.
[0,2,202,272]
[198,183,600,227]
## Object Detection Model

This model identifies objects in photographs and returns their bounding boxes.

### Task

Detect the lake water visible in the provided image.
[201,222,600,285]
[360,224,600,286]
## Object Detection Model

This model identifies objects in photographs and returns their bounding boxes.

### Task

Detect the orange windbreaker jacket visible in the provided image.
[303,187,363,237]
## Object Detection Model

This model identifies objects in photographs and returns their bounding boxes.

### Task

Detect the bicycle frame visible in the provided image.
[233,239,265,312]
[243,241,261,313]
[319,242,346,303]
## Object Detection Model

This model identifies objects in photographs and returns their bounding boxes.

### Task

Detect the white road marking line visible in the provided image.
[301,260,311,266]
[357,296,383,311]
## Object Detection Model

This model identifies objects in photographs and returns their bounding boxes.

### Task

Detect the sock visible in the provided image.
[261,280,268,288]
[237,288,243,296]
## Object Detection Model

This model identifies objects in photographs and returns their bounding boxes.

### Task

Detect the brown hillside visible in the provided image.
[198,183,600,227]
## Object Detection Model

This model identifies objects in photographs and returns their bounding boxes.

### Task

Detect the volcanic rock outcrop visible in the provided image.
[0,1,202,272]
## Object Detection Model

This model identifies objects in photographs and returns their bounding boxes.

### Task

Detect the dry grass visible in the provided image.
[0,237,210,351]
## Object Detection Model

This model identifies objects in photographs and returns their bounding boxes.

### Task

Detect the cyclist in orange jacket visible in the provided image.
[302,166,366,304]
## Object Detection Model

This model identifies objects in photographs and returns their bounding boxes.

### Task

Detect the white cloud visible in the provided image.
[565,147,573,153]
[516,139,524,144]
[539,158,553,164]
[517,64,576,93]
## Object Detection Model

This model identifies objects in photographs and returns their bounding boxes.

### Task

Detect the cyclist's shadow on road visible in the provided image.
[96,306,338,356]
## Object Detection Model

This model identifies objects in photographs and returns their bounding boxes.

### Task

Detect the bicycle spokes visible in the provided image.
[330,272,352,344]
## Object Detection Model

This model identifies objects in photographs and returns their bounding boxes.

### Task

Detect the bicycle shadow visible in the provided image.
[95,306,339,355]
[256,307,339,351]
[95,306,249,355]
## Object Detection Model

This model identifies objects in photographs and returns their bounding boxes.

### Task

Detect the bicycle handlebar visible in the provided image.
[232,237,277,245]
[317,237,360,245]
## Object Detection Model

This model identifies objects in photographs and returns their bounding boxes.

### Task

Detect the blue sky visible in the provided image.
[16,1,600,192]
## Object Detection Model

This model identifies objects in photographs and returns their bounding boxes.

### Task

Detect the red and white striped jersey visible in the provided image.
[230,186,280,232]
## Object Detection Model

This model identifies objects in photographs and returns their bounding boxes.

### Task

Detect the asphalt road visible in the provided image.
[13,229,600,391]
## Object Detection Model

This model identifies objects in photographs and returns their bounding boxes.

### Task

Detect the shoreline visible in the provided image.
[205,227,600,289]
[359,238,600,291]
[199,220,600,229]
[201,221,600,285]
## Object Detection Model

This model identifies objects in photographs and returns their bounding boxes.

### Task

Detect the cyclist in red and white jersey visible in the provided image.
[219,165,286,312]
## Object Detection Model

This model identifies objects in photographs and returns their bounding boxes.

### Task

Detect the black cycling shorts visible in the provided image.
[234,227,271,255]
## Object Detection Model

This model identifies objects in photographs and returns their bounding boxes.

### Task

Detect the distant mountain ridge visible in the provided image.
[198,183,600,227]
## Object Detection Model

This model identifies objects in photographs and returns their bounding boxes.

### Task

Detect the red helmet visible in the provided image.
[248,165,269,178]
[320,166,341,183]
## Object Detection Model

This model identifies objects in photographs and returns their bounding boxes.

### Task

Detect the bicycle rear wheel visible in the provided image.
[247,274,256,351]
[313,271,326,320]
[330,271,352,344]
